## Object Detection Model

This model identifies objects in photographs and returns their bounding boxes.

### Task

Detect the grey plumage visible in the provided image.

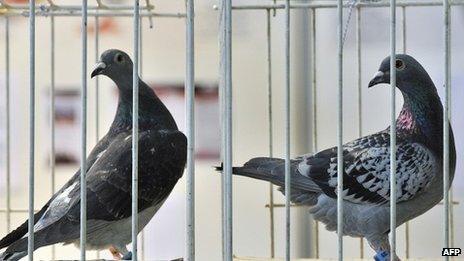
[0,49,187,260]
[220,54,456,260]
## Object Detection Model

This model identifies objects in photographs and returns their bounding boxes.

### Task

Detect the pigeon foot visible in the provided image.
[109,246,122,260]
[374,250,389,261]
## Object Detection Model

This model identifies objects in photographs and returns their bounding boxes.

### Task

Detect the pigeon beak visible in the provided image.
[91,61,107,78]
[368,71,388,88]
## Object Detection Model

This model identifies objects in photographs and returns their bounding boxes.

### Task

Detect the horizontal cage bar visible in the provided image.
[211,0,464,10]
[0,11,185,18]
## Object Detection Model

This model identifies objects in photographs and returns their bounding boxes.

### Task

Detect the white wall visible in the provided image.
[0,1,462,260]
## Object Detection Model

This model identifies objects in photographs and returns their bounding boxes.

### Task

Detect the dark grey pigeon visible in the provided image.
[218,54,455,261]
[0,49,187,260]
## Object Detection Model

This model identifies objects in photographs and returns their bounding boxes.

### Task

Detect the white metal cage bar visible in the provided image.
[400,6,410,259]
[138,15,144,261]
[94,11,102,261]
[219,0,233,259]
[49,14,57,261]
[2,3,151,11]
[442,0,451,259]
[336,0,344,260]
[95,15,100,143]
[310,7,317,169]
[4,16,11,235]
[80,0,88,259]
[0,12,184,18]
[389,1,397,260]
[265,9,276,259]
[226,0,464,10]
[185,0,196,260]
[309,8,319,258]
[0,1,184,18]
[401,6,406,54]
[28,0,36,260]
[132,0,140,260]
[284,0,291,260]
[355,5,364,258]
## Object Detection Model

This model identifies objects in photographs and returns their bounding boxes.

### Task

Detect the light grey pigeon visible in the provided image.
[218,54,455,260]
[0,49,187,260]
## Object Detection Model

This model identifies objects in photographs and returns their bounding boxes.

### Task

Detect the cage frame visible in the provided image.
[0,0,459,260]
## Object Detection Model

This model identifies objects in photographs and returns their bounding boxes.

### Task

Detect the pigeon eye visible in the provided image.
[114,53,124,64]
[395,59,405,70]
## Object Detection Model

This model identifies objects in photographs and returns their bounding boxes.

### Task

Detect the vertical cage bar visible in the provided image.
[94,14,101,260]
[139,17,145,261]
[220,1,225,256]
[95,15,100,142]
[310,8,317,165]
[309,8,319,258]
[447,23,454,245]
[405,222,409,258]
[389,1,397,260]
[94,13,101,261]
[284,0,291,260]
[449,191,454,247]
[265,9,275,259]
[355,6,364,259]
[219,0,233,259]
[28,1,36,260]
[132,0,140,260]
[50,15,57,261]
[185,0,195,260]
[442,0,450,256]
[4,17,11,234]
[447,27,454,246]
[336,0,344,260]
[80,0,88,259]
[400,6,410,259]
[139,18,143,76]
[446,1,453,244]
[401,7,406,54]
[449,194,454,246]
[355,10,362,163]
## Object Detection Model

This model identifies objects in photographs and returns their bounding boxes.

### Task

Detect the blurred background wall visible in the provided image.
[0,0,462,260]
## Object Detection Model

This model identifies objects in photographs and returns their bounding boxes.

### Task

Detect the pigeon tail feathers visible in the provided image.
[0,238,28,261]
[0,204,49,250]
[216,157,322,193]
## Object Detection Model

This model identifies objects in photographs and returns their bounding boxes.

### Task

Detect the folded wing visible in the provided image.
[33,129,187,241]
[300,131,437,205]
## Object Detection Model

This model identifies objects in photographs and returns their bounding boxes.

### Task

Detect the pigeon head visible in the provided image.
[91,49,179,131]
[368,54,438,97]
[369,54,450,154]
[91,49,133,82]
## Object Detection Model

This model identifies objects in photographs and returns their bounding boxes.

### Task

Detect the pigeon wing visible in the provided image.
[33,129,187,238]
[0,134,114,249]
[300,132,437,205]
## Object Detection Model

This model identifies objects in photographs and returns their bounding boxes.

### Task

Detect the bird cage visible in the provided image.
[0,0,462,260]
